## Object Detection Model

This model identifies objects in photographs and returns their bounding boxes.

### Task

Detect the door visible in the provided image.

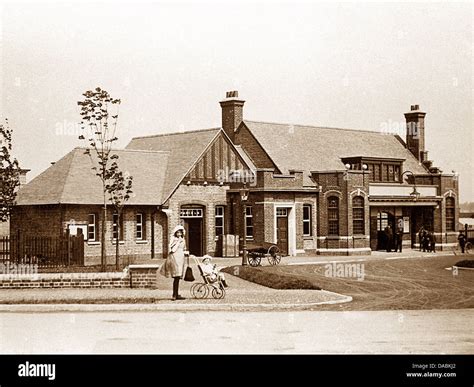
[376,211,395,250]
[276,208,289,255]
[183,218,203,256]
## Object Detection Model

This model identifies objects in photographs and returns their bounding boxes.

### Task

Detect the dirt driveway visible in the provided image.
[263,255,474,311]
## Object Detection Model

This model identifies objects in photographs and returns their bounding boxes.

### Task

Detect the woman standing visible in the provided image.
[159,225,187,300]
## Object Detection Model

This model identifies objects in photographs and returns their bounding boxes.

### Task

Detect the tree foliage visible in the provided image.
[0,118,20,222]
[77,87,133,271]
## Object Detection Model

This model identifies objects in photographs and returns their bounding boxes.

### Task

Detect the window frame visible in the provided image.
[215,205,225,237]
[136,212,146,240]
[445,197,455,232]
[245,206,254,240]
[88,213,98,242]
[112,213,124,241]
[303,204,312,236]
[352,196,365,235]
[327,197,340,236]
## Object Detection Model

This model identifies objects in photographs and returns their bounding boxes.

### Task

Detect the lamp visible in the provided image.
[240,184,249,266]
[410,186,421,201]
[401,170,419,201]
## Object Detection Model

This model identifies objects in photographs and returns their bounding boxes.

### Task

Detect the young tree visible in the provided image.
[106,165,133,271]
[78,87,121,272]
[0,118,21,222]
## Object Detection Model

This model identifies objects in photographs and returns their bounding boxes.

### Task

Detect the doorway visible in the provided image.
[375,211,396,251]
[276,208,289,255]
[180,206,204,257]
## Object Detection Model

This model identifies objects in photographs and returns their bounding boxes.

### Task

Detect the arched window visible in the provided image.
[327,197,339,236]
[352,196,365,235]
[446,197,455,231]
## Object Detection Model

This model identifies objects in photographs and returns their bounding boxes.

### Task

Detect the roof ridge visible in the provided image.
[58,148,81,204]
[130,127,221,141]
[244,120,389,135]
[74,146,170,155]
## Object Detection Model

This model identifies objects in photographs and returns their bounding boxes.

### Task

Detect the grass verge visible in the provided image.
[454,260,474,268]
[222,265,321,290]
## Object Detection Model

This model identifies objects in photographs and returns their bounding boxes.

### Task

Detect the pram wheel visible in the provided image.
[211,286,225,299]
[192,283,208,299]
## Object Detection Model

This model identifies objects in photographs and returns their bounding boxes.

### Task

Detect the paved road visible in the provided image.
[1,309,472,354]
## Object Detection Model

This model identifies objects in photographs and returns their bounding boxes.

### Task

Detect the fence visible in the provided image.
[0,232,84,268]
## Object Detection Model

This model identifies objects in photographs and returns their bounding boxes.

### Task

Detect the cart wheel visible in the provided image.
[248,255,261,267]
[192,283,208,299]
[212,286,225,299]
[267,245,282,265]
[466,242,473,254]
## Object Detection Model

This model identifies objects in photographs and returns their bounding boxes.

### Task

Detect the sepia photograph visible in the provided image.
[0,0,472,384]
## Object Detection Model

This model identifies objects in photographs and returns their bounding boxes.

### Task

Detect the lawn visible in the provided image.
[221,265,321,290]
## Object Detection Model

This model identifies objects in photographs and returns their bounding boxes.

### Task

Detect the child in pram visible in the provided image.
[200,255,229,288]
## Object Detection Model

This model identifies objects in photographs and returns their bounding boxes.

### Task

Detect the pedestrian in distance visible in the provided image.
[395,227,403,252]
[385,225,393,252]
[458,232,466,254]
[429,231,436,253]
[418,226,425,251]
[159,225,188,300]
[422,230,429,252]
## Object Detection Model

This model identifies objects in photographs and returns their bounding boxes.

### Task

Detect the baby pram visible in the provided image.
[190,255,226,299]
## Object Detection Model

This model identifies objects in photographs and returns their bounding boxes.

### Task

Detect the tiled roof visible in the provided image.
[16,148,169,205]
[243,120,428,175]
[126,128,221,202]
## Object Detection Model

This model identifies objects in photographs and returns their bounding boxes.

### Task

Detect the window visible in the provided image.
[136,213,146,240]
[303,204,312,236]
[352,196,365,235]
[394,165,400,182]
[88,213,98,241]
[374,164,381,182]
[377,212,388,231]
[245,206,253,239]
[112,213,124,241]
[446,197,455,231]
[215,206,225,236]
[367,162,401,182]
[327,197,339,236]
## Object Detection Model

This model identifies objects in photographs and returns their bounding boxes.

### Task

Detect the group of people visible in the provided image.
[417,227,437,252]
[383,225,404,252]
[159,225,228,300]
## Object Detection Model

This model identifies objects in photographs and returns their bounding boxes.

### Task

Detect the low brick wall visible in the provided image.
[0,264,160,289]
[128,264,160,289]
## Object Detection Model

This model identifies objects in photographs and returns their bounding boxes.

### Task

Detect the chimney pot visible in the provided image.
[226,91,238,98]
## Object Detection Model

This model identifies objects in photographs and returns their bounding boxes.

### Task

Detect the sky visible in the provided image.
[1,1,473,201]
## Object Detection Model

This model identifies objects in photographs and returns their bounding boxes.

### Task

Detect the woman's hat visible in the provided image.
[171,225,185,236]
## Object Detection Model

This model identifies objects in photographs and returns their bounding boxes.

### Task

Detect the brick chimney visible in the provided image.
[219,91,245,142]
[404,104,426,162]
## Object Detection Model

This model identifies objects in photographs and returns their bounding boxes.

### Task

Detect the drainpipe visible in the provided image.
[160,207,173,258]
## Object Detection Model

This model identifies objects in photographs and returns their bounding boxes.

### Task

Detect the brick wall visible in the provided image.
[234,123,277,170]
[62,205,166,265]
[314,170,371,254]
[10,205,63,238]
[165,183,229,256]
[0,265,159,289]
[10,204,167,265]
